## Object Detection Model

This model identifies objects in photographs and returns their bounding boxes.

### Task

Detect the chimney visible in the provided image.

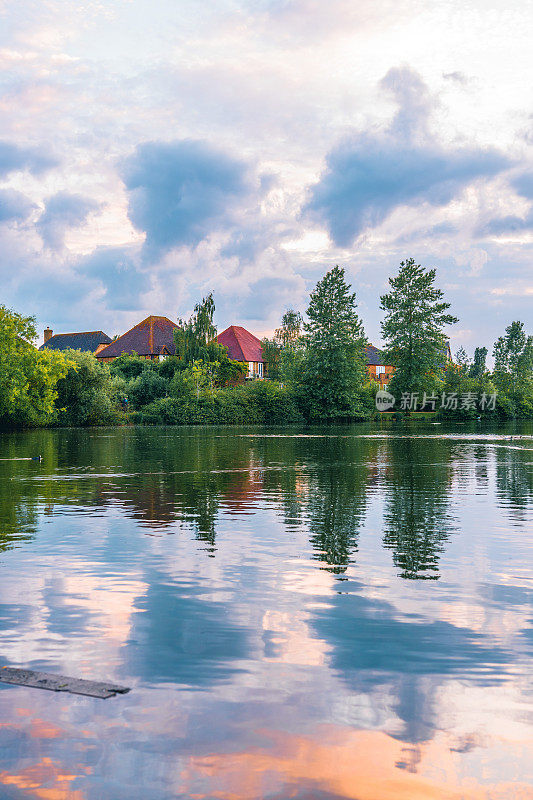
[44,327,53,344]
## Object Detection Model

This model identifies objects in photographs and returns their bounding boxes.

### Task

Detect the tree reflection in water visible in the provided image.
[381,438,456,580]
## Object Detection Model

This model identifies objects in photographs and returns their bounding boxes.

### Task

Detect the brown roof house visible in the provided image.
[96,316,177,362]
[217,325,264,379]
[365,344,395,388]
[39,328,112,355]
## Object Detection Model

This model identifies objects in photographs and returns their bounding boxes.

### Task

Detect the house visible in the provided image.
[95,316,177,362]
[39,328,112,355]
[366,344,395,388]
[217,325,264,379]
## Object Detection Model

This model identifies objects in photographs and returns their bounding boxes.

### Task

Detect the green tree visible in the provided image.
[469,347,488,380]
[54,350,123,425]
[261,308,304,381]
[174,292,227,365]
[260,337,282,380]
[109,353,152,381]
[127,370,169,410]
[0,305,70,427]
[380,258,458,400]
[492,321,533,416]
[299,265,367,420]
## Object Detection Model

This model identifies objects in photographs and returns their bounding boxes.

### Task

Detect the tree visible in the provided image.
[300,265,367,420]
[127,370,169,410]
[0,305,70,427]
[260,337,282,380]
[275,309,303,349]
[174,292,227,365]
[380,258,458,399]
[54,350,123,425]
[492,321,533,415]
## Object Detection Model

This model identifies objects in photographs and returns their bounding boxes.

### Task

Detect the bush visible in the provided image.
[127,370,169,410]
[136,381,302,425]
[109,353,153,381]
[54,350,123,426]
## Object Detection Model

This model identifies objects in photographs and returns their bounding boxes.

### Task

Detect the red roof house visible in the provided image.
[217,325,264,378]
[96,316,177,362]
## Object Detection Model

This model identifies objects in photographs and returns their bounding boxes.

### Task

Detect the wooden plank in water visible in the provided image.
[0,667,130,699]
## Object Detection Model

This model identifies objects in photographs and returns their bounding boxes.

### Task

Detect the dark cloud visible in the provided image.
[76,245,146,311]
[0,140,58,178]
[305,68,510,247]
[36,191,101,250]
[512,172,533,199]
[477,212,533,237]
[122,140,252,255]
[0,189,35,223]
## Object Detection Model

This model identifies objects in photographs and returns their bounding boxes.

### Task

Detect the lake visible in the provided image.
[0,423,532,799]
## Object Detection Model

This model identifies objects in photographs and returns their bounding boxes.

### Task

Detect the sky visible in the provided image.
[0,0,532,350]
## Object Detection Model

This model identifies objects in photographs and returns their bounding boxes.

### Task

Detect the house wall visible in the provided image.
[367,364,395,386]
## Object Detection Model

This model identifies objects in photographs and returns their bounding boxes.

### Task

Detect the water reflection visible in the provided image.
[381,438,456,579]
[0,424,532,799]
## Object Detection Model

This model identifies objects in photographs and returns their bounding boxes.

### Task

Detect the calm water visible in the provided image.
[0,422,532,800]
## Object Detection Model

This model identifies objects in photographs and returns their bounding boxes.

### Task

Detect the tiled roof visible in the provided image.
[217,325,263,363]
[39,331,112,353]
[365,344,392,366]
[96,316,177,359]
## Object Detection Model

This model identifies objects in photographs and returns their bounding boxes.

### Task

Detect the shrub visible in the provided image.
[54,350,122,426]
[127,371,169,410]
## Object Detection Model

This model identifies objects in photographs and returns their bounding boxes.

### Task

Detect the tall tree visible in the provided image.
[261,308,304,381]
[380,258,458,398]
[300,265,367,420]
[469,346,488,380]
[174,292,227,364]
[492,321,533,414]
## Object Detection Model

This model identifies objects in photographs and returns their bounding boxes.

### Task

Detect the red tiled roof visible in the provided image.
[217,325,263,362]
[96,316,177,359]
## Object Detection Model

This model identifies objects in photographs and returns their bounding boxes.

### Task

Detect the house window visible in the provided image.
[258,362,263,378]
[376,365,386,376]
[248,362,254,376]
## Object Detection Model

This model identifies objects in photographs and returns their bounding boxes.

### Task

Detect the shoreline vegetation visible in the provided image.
[1,260,532,430]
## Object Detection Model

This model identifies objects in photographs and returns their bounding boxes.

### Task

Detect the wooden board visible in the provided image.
[0,666,130,699]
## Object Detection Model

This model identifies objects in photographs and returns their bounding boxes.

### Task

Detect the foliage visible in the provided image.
[53,349,124,426]
[215,358,248,386]
[299,266,368,420]
[0,305,70,427]
[492,321,533,417]
[261,308,304,381]
[174,292,228,365]
[260,337,282,380]
[109,352,152,381]
[155,356,186,380]
[380,258,458,399]
[137,381,302,425]
[127,369,169,410]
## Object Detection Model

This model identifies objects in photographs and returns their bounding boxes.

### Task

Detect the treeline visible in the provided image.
[1,259,532,428]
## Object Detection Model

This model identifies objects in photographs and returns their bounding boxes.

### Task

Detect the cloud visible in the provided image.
[477,211,533,237]
[0,189,35,223]
[76,245,146,311]
[36,191,101,250]
[512,172,533,199]
[0,140,58,178]
[305,68,511,247]
[122,140,252,255]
